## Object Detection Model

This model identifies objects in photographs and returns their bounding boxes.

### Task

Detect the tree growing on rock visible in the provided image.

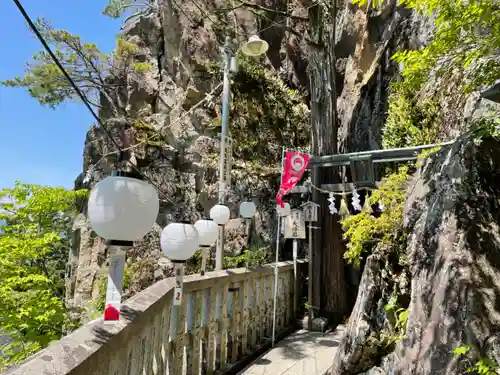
[0,184,87,368]
[103,0,157,19]
[1,18,150,115]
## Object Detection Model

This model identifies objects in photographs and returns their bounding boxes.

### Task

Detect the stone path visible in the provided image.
[237,327,345,375]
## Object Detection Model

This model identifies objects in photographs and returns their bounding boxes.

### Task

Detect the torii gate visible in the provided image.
[289,140,454,328]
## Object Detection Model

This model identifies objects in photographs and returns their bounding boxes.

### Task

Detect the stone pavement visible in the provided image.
[237,326,345,375]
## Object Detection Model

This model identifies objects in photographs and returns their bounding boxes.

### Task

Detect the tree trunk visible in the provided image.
[308,0,348,325]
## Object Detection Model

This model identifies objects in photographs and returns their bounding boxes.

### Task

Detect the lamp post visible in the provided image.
[210,203,231,269]
[239,200,256,243]
[215,34,269,271]
[194,219,218,275]
[160,222,200,306]
[87,171,159,322]
[272,202,290,346]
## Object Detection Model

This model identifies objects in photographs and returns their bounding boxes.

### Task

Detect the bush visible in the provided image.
[341,167,410,267]
[382,84,440,150]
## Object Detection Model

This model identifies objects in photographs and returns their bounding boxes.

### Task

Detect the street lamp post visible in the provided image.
[215,34,269,270]
[160,221,200,306]
[87,171,160,322]
[194,219,218,275]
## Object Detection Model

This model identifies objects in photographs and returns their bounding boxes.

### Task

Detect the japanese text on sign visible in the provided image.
[302,202,319,222]
[284,209,306,239]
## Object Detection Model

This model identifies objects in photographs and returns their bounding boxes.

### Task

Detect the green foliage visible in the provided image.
[0,183,87,367]
[384,295,408,335]
[453,345,473,356]
[223,247,270,269]
[341,167,410,267]
[131,119,164,146]
[103,0,154,18]
[91,266,130,316]
[369,295,408,349]
[392,0,500,92]
[472,117,500,141]
[382,84,441,149]
[453,345,499,374]
[228,55,309,164]
[1,19,146,110]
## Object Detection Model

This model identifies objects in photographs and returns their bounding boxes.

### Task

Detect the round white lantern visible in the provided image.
[239,201,256,219]
[194,219,218,247]
[210,204,230,225]
[87,172,159,243]
[160,222,200,261]
[276,202,291,217]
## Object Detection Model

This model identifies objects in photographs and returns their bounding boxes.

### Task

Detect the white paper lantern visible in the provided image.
[88,173,159,242]
[239,201,256,219]
[194,219,218,247]
[160,222,199,261]
[210,204,230,225]
[276,202,291,217]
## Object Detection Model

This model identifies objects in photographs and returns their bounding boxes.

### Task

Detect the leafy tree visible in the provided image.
[1,18,150,114]
[0,183,87,367]
[103,0,156,19]
[353,0,500,92]
[393,0,500,91]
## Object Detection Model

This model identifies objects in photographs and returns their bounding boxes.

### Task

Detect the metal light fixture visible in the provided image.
[194,219,218,275]
[241,35,269,57]
[160,222,200,306]
[87,171,160,321]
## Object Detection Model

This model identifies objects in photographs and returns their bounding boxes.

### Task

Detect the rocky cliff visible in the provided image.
[66,7,500,369]
[66,1,313,317]
[329,130,500,375]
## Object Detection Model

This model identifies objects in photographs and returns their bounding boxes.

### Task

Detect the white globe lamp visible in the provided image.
[160,222,200,262]
[210,204,231,225]
[160,221,200,307]
[239,201,256,219]
[87,171,159,322]
[194,219,218,275]
[241,35,269,57]
[87,171,160,245]
[276,202,291,217]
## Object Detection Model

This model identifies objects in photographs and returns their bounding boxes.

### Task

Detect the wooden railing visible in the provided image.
[4,261,305,375]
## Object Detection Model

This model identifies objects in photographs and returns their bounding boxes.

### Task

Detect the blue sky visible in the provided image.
[0,1,122,189]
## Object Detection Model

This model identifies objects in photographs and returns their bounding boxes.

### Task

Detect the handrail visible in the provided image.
[4,260,304,375]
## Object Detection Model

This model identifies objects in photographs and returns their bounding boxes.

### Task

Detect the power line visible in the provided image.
[12,0,317,200]
[86,82,223,179]
[12,0,177,203]
[12,0,122,152]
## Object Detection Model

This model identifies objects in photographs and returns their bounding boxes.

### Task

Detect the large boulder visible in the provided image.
[329,132,500,374]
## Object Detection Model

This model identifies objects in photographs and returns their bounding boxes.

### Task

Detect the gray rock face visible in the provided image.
[66,3,310,318]
[335,1,435,153]
[328,134,500,375]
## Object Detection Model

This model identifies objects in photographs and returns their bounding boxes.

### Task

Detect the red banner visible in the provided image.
[276,151,310,207]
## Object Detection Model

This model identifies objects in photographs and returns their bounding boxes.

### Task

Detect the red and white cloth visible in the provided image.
[276,151,310,207]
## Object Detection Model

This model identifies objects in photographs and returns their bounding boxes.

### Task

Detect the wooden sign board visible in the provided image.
[284,209,306,239]
[301,201,319,222]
